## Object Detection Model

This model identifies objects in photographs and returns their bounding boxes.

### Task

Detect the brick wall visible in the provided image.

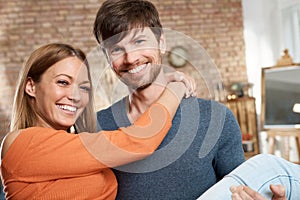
[0,0,247,136]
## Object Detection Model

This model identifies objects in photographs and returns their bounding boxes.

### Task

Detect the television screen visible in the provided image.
[263,65,300,128]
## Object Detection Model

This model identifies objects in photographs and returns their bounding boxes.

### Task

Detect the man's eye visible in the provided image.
[135,39,145,44]
[111,47,123,54]
[57,80,69,85]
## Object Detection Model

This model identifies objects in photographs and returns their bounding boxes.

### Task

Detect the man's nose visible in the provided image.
[124,49,140,65]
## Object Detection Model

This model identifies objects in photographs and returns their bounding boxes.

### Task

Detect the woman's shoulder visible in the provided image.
[0,127,67,159]
[1,129,23,159]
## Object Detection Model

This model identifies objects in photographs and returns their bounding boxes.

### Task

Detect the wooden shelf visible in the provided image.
[221,97,259,157]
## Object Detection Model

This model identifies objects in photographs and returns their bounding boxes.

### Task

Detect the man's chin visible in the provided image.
[122,80,152,91]
[136,83,152,90]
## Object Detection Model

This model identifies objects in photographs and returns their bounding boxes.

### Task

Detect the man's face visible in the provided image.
[105,28,165,90]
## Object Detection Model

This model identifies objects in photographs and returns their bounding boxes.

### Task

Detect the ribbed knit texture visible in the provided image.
[97,97,246,199]
[1,103,172,199]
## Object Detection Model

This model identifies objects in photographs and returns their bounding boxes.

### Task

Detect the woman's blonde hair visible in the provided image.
[10,43,97,133]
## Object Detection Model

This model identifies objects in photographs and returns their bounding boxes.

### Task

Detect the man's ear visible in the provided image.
[159,33,166,55]
[25,77,36,97]
[101,46,113,68]
[101,46,110,62]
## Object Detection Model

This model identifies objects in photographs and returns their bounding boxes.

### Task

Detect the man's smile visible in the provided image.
[128,63,149,74]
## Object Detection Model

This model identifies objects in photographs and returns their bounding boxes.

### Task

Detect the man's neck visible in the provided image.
[127,73,167,122]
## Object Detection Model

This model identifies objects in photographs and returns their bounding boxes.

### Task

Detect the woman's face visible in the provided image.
[26,57,91,130]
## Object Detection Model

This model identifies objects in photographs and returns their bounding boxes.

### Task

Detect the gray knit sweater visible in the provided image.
[97,97,245,199]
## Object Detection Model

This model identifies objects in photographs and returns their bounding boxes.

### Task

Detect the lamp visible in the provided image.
[293,103,300,113]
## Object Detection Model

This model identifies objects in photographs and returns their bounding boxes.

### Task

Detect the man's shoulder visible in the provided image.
[180,97,234,126]
[97,97,126,115]
[96,97,128,130]
[96,105,112,115]
[181,97,227,111]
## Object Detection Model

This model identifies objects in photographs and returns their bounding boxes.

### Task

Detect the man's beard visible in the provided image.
[119,64,161,90]
[119,75,155,90]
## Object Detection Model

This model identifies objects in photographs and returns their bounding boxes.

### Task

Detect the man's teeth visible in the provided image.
[128,64,147,74]
[58,105,77,112]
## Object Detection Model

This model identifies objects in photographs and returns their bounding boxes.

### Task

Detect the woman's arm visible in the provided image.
[79,82,186,168]
[0,75,193,181]
[156,82,186,117]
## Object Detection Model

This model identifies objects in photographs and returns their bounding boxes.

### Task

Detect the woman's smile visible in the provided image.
[56,104,78,115]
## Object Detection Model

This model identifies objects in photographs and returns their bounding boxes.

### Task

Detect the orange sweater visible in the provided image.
[1,103,171,200]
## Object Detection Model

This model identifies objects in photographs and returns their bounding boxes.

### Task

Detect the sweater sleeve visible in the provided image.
[80,102,172,168]
[1,103,172,181]
[214,107,246,180]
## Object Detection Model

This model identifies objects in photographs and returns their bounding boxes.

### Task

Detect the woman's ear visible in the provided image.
[25,77,36,97]
[159,33,166,55]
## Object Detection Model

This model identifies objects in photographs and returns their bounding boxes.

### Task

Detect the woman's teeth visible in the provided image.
[57,105,77,112]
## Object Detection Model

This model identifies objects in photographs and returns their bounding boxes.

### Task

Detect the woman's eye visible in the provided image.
[57,80,69,86]
[80,86,91,92]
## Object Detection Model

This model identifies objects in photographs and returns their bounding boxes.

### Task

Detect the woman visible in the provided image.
[0,43,193,199]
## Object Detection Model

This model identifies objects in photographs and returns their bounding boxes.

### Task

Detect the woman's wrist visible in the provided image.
[156,82,185,117]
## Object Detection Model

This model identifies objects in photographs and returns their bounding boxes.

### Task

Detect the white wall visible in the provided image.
[242,0,282,115]
[242,0,300,162]
[242,0,300,114]
[281,1,300,62]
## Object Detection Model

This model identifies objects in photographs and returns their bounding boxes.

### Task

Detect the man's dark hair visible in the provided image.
[93,0,163,46]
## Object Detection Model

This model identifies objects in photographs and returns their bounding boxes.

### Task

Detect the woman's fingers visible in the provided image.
[230,185,270,200]
[231,186,254,200]
[165,71,197,98]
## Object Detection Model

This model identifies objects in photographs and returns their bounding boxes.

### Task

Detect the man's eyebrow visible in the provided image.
[105,31,148,48]
[132,34,147,40]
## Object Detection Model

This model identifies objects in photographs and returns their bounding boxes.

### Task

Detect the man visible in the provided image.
[93,0,294,199]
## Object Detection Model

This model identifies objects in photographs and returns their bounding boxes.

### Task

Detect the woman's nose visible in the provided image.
[67,86,80,102]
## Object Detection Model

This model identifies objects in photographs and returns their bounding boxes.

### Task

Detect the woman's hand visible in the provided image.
[165,71,197,98]
[230,185,287,200]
